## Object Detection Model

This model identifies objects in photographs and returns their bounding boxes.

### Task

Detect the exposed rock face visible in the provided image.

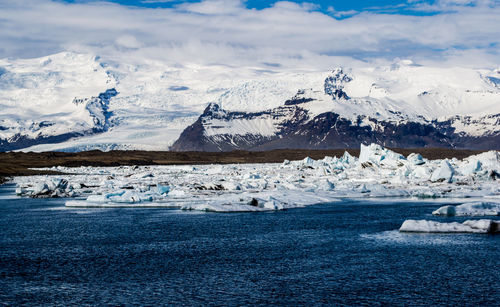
[171,67,500,152]
[171,101,500,151]
[323,68,352,100]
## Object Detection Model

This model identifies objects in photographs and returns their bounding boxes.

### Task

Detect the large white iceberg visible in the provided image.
[399,219,500,234]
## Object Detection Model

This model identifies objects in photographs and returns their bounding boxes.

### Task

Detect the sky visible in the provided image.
[58,0,443,15]
[0,0,499,69]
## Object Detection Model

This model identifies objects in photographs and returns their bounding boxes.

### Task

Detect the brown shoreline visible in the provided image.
[0,148,487,180]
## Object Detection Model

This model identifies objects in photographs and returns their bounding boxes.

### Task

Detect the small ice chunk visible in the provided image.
[462,160,482,175]
[86,190,150,204]
[86,194,109,203]
[15,187,24,195]
[260,198,284,210]
[109,190,146,203]
[321,156,336,163]
[221,182,241,191]
[318,179,335,191]
[168,189,186,198]
[243,173,261,179]
[33,182,49,195]
[359,143,405,167]
[430,160,454,183]
[407,153,425,165]
[360,184,370,193]
[432,202,500,216]
[410,165,432,179]
[431,205,456,216]
[301,157,315,167]
[339,151,356,166]
[399,219,499,234]
[465,151,500,174]
[156,184,170,195]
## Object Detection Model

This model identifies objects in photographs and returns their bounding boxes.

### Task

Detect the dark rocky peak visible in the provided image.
[202,103,227,119]
[324,68,352,100]
[98,88,118,100]
[284,89,315,106]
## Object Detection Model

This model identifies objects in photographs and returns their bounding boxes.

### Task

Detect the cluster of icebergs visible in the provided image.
[12,143,500,232]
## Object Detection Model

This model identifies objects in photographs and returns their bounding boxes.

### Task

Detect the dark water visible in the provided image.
[1,184,499,306]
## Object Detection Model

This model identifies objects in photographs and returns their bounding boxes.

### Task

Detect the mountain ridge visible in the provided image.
[1,52,499,152]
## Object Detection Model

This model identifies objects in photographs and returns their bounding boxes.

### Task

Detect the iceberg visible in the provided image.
[399,219,500,234]
[430,159,454,183]
[407,153,425,166]
[432,202,500,216]
[85,190,152,204]
[156,184,170,195]
[359,143,405,168]
[7,143,499,213]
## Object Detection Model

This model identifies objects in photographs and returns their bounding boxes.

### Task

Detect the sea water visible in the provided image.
[0,184,499,305]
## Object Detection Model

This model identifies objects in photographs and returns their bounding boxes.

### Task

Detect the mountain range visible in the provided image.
[1,53,499,151]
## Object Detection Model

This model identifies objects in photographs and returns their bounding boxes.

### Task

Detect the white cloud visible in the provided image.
[326,6,359,18]
[177,0,244,14]
[115,35,142,49]
[408,0,499,11]
[0,0,498,68]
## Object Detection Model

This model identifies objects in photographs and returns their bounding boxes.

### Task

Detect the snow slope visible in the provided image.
[0,53,115,143]
[1,52,500,151]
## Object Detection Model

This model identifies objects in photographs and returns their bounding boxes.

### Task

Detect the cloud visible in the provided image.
[407,0,499,11]
[115,35,142,49]
[177,0,244,14]
[326,6,359,18]
[0,0,498,68]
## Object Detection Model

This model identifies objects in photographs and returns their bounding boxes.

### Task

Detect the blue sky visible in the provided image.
[60,0,444,16]
[1,0,499,67]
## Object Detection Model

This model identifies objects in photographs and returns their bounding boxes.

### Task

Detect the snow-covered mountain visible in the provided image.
[172,63,500,151]
[0,52,118,151]
[1,52,499,151]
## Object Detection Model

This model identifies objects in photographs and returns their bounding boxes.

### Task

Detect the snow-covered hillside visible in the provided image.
[0,52,117,150]
[0,52,499,151]
[172,63,500,151]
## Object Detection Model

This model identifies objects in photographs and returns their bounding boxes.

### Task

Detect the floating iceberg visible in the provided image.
[399,219,499,234]
[432,202,500,216]
[430,159,454,183]
[407,153,426,166]
[10,143,500,212]
[359,143,405,168]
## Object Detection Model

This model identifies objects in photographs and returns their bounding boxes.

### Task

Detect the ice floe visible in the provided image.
[11,143,500,212]
[399,219,499,234]
[432,202,500,216]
